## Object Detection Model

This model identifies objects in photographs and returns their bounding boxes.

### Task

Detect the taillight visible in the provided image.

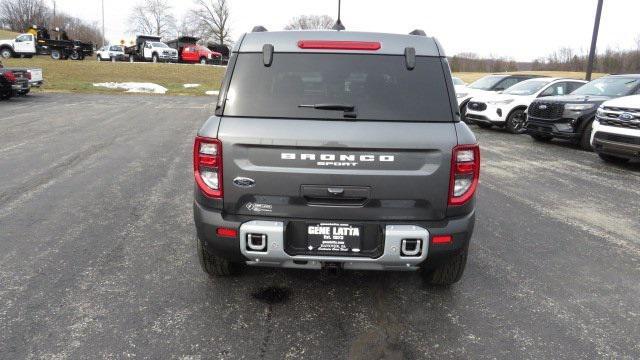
[4,71,16,83]
[448,144,480,206]
[194,136,223,198]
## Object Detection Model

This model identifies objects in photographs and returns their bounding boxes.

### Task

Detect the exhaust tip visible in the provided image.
[400,239,422,257]
[247,233,267,252]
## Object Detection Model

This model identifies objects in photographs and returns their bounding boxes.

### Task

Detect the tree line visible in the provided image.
[0,0,104,44]
[449,41,640,75]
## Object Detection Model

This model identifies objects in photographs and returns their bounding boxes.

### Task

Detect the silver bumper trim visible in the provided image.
[239,221,429,271]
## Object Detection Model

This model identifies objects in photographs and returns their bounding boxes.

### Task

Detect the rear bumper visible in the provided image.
[194,201,475,271]
[11,81,29,92]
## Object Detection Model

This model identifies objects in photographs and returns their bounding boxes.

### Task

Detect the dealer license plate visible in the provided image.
[307,223,362,253]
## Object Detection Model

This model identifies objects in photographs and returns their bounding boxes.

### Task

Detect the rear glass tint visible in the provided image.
[223,53,453,122]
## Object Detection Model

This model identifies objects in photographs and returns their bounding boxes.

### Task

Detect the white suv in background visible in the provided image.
[591,95,640,163]
[96,45,125,61]
[465,78,586,133]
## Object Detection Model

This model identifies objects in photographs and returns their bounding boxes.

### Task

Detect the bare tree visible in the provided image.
[0,0,49,32]
[52,11,104,44]
[284,15,334,30]
[190,0,231,46]
[128,0,176,38]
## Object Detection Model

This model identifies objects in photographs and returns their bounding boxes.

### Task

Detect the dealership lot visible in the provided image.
[0,94,639,358]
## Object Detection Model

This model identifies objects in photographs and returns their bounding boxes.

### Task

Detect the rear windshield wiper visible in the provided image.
[299,103,357,118]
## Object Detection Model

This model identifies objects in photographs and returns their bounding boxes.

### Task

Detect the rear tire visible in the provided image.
[200,57,207,65]
[598,153,629,164]
[505,108,527,134]
[50,49,62,60]
[531,134,553,142]
[197,236,243,277]
[421,248,468,286]
[97,55,102,61]
[0,48,14,59]
[129,55,135,63]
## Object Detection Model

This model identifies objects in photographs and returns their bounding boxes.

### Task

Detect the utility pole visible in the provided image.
[102,0,105,47]
[332,0,345,31]
[52,0,56,25]
[586,0,604,81]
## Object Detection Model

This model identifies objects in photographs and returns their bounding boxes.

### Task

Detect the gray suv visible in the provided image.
[193,28,479,285]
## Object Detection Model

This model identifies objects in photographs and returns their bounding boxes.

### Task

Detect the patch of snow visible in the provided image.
[205,90,219,96]
[93,82,168,94]
[183,84,200,88]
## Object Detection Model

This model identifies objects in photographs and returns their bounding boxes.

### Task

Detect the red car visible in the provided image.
[167,37,222,65]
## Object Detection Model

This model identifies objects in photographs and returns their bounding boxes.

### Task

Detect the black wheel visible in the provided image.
[69,50,80,60]
[111,56,116,62]
[200,57,207,65]
[129,55,135,63]
[505,108,527,134]
[0,48,13,59]
[421,248,468,286]
[579,120,594,151]
[197,236,243,277]
[476,122,493,129]
[152,54,159,63]
[97,55,102,61]
[531,134,553,142]
[598,153,629,164]
[50,50,62,60]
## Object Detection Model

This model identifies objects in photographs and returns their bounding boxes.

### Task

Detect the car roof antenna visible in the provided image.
[332,0,345,31]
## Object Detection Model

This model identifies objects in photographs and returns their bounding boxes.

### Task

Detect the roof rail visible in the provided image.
[252,26,268,33]
[409,29,427,36]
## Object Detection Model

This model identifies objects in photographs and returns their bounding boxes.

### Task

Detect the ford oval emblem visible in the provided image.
[619,112,633,121]
[233,177,256,188]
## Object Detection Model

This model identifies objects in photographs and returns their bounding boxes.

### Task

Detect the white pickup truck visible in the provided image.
[0,33,37,59]
[125,35,178,63]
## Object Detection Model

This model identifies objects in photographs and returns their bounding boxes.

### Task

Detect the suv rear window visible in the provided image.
[223,53,453,122]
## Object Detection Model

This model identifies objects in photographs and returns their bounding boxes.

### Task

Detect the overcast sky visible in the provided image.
[52,0,639,61]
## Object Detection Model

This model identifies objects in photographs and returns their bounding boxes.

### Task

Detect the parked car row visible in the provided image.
[459,73,640,164]
[0,60,43,100]
[96,35,224,65]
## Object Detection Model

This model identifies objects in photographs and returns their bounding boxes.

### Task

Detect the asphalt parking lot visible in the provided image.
[1,93,639,359]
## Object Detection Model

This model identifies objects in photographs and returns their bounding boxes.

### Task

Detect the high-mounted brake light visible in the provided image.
[194,136,223,198]
[448,144,480,206]
[297,40,381,51]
